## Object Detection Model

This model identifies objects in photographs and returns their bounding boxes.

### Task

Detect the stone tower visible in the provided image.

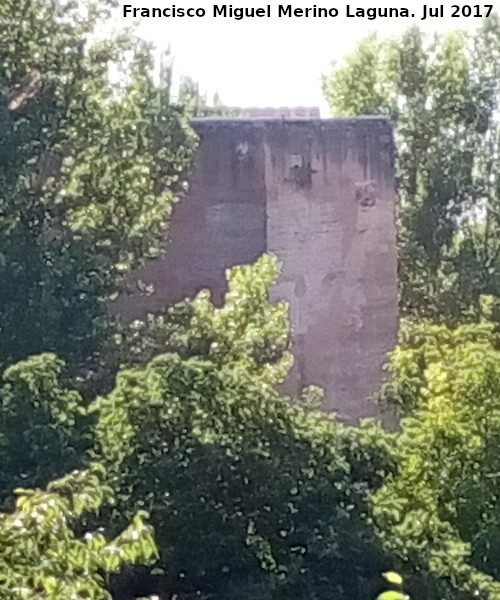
[117,118,398,422]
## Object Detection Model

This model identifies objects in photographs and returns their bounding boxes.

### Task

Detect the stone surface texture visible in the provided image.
[117,118,398,422]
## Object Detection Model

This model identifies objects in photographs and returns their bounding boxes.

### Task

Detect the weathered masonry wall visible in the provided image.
[118,119,398,422]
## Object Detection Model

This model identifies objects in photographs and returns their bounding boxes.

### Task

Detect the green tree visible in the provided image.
[0,0,196,375]
[0,0,199,523]
[374,321,500,600]
[323,20,500,322]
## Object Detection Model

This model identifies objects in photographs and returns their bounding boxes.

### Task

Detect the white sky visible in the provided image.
[115,0,483,114]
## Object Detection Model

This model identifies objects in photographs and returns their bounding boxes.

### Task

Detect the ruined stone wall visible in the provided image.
[117,118,398,422]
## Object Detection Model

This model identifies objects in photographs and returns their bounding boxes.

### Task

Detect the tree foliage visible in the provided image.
[0,354,86,508]
[0,258,395,600]
[112,255,292,386]
[10,4,500,600]
[374,321,500,600]
[379,319,498,414]
[323,20,500,322]
[0,0,196,374]
[0,465,156,600]
[92,351,394,600]
[83,259,394,600]
[325,22,500,598]
[178,75,230,117]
